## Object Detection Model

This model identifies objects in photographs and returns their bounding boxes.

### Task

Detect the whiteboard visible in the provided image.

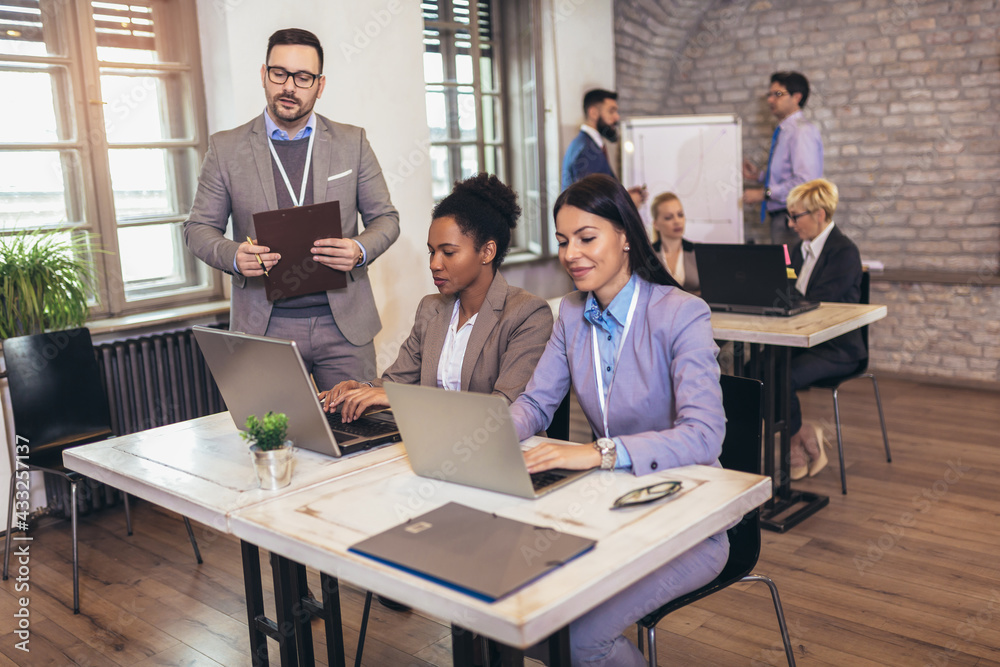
[621,114,744,244]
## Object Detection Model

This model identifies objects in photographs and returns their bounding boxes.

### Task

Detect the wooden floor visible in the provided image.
[2,377,999,666]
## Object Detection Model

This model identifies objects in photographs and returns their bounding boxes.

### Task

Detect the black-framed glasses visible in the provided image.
[611,481,682,509]
[788,210,814,224]
[266,66,319,89]
[765,90,789,99]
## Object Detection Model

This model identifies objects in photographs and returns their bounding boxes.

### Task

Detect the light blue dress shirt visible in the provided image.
[761,110,824,213]
[582,273,638,470]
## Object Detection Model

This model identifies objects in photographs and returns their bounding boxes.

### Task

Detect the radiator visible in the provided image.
[45,326,228,518]
[95,326,227,436]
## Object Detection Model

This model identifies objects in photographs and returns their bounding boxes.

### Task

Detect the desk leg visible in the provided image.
[546,628,571,667]
[451,625,476,666]
[270,553,308,667]
[319,573,347,667]
[760,345,830,532]
[241,541,270,667]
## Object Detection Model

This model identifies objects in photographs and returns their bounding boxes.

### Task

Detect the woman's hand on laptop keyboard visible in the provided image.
[523,441,601,474]
[321,381,390,423]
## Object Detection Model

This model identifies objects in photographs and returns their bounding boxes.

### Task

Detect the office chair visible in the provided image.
[1,328,201,614]
[806,271,892,494]
[636,375,796,667]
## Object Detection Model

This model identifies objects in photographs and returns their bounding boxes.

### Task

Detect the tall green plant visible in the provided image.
[0,231,99,338]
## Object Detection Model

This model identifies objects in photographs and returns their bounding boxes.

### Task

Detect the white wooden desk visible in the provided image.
[231,457,770,663]
[710,302,887,531]
[63,413,407,666]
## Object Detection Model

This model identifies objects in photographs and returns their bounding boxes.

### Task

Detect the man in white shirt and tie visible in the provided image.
[785,179,865,480]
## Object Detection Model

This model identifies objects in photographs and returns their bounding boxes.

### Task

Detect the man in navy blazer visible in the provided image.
[561,89,619,189]
[183,29,399,390]
[786,179,864,478]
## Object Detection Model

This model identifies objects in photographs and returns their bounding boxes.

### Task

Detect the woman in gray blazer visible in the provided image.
[322,173,553,422]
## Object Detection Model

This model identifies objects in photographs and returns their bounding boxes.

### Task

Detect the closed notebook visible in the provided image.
[349,502,596,602]
[253,199,346,300]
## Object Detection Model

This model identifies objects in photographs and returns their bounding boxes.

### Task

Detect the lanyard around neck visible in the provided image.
[591,283,640,438]
[267,129,316,207]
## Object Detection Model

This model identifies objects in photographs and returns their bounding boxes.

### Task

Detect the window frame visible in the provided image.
[0,0,218,319]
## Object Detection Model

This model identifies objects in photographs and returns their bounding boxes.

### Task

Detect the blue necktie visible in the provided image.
[760,125,781,223]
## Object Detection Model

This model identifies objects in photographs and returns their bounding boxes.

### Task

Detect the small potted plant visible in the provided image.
[241,411,294,489]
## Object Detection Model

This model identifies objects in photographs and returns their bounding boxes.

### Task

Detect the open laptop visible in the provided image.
[695,244,820,317]
[192,326,400,457]
[382,382,593,499]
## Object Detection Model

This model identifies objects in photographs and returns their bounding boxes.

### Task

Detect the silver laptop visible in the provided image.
[382,382,593,499]
[192,326,400,457]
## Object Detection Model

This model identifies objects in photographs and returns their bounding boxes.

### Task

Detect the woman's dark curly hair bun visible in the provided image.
[431,173,521,271]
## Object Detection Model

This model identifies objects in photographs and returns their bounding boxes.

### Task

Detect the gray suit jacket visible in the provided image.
[372,272,553,404]
[182,113,400,344]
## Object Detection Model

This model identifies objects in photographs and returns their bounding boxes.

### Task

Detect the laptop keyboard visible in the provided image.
[326,411,397,438]
[530,469,569,491]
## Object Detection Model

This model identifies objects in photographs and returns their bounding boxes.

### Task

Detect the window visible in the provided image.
[422,0,549,256]
[0,0,216,317]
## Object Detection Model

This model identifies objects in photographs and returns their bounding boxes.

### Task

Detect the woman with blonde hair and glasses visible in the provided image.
[786,177,864,479]
[649,191,699,293]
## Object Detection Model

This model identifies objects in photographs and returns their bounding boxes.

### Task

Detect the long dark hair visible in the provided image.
[553,175,678,288]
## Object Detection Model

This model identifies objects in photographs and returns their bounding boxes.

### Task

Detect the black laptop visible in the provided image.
[694,244,820,317]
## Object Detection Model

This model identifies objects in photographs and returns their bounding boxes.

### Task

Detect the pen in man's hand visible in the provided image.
[246,236,269,277]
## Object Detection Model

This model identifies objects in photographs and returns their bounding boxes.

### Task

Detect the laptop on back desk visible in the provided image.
[192,326,400,457]
[695,244,820,317]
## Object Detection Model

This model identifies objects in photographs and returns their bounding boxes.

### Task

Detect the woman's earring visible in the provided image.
[624,243,631,252]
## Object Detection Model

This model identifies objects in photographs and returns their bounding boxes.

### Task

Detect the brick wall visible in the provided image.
[615,0,1000,384]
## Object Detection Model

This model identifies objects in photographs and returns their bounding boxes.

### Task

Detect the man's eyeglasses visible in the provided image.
[266,66,320,89]
[788,210,814,223]
[765,90,789,99]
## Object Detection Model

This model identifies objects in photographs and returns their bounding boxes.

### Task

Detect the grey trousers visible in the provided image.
[264,313,376,392]
[531,531,730,666]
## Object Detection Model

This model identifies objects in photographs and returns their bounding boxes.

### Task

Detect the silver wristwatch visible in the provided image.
[594,438,617,470]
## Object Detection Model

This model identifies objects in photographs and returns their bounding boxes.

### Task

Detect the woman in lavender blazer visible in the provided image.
[509,174,728,667]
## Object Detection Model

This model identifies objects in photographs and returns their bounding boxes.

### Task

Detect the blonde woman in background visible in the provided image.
[650,192,699,294]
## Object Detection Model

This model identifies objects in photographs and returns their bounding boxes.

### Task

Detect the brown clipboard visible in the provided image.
[252,200,347,301]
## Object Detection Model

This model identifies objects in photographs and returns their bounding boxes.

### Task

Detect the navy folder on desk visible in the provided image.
[349,503,596,602]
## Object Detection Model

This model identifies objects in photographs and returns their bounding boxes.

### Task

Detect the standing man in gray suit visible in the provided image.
[183,28,399,389]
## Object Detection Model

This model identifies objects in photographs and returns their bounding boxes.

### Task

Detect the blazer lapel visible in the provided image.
[312,117,332,205]
[249,115,278,216]
[421,297,455,387]
[460,273,507,391]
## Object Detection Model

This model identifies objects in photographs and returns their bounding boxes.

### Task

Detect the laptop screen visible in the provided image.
[695,244,798,309]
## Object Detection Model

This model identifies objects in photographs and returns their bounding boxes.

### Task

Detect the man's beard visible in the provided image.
[597,117,619,143]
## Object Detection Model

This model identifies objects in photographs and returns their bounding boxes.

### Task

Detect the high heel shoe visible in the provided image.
[808,424,829,477]
[789,431,809,480]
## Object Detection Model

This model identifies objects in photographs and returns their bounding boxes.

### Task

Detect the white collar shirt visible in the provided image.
[437,299,478,391]
[796,220,835,294]
[580,124,604,150]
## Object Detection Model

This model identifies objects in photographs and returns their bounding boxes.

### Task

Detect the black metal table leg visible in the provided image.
[546,628,571,667]
[451,625,476,666]
[759,344,830,532]
[270,553,307,666]
[319,573,347,667]
[241,541,270,667]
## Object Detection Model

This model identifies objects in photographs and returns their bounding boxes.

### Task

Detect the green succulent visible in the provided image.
[241,411,290,451]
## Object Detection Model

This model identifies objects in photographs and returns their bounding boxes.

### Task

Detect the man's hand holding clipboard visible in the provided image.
[252,200,349,301]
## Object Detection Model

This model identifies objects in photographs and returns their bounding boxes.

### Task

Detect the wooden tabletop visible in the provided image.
[62,413,407,531]
[230,457,770,649]
[710,302,887,348]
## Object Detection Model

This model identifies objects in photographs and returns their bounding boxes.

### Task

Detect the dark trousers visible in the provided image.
[790,348,860,436]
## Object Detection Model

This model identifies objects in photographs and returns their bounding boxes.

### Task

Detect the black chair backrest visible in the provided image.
[4,328,114,466]
[719,374,764,476]
[718,374,764,577]
[859,269,871,361]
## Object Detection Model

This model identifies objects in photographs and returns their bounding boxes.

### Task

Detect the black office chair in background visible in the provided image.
[806,271,892,494]
[636,375,796,667]
[2,328,201,614]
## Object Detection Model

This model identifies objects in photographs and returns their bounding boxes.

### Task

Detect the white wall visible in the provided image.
[194,0,436,371]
